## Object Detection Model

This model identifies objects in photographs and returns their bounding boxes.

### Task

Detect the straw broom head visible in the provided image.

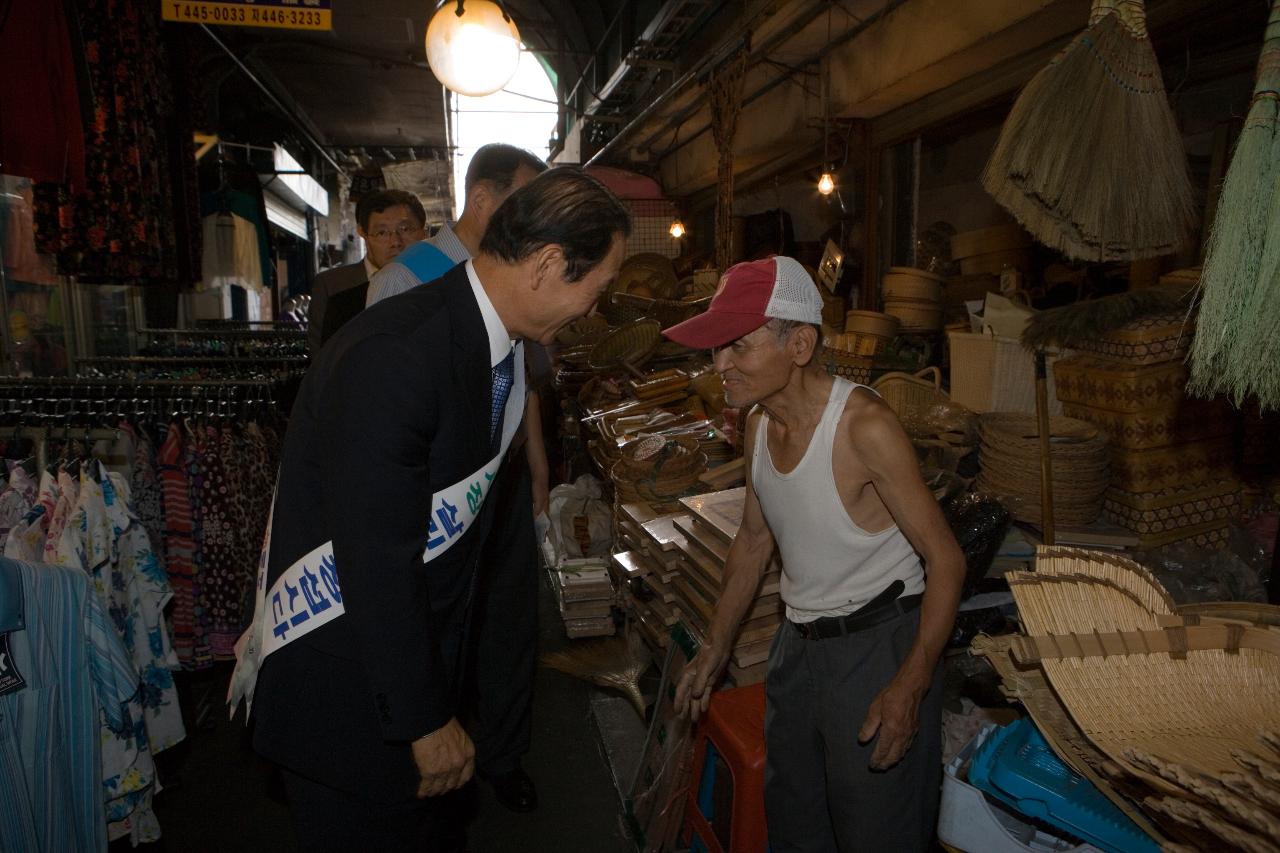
[1188,1,1280,411]
[982,0,1197,262]
[540,632,649,718]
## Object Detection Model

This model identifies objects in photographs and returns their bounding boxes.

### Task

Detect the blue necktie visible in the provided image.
[490,348,515,443]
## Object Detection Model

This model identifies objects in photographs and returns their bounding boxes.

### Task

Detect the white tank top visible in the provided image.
[751,378,925,623]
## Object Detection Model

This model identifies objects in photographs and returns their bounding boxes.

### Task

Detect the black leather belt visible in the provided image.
[790,580,922,640]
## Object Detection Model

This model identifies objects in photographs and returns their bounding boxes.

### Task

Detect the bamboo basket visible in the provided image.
[883,299,943,332]
[882,266,944,302]
[610,292,712,328]
[844,309,901,339]
[1109,437,1235,493]
[1060,399,1234,450]
[818,347,872,384]
[1005,547,1280,798]
[950,223,1033,277]
[976,414,1109,526]
[588,319,662,373]
[1102,479,1241,539]
[871,367,948,423]
[1053,355,1189,414]
[948,330,1065,415]
[970,633,1170,845]
[1072,311,1192,366]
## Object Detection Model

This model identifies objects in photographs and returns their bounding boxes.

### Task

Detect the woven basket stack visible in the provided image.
[1052,293,1241,549]
[976,414,1109,526]
[973,546,1280,851]
[611,435,708,510]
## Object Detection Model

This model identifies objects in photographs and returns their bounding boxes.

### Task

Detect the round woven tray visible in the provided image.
[977,414,1109,525]
[611,434,708,502]
[588,319,662,372]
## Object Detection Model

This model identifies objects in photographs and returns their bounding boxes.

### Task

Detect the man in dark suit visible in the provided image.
[307,189,427,353]
[246,168,630,852]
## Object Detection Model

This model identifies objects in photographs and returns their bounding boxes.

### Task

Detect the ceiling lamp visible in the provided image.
[425,1,521,97]
[817,171,835,196]
[669,218,686,239]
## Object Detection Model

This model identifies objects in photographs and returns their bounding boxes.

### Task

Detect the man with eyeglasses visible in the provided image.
[308,189,427,353]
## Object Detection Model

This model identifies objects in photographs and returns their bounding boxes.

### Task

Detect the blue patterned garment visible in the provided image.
[0,557,138,852]
[54,462,184,844]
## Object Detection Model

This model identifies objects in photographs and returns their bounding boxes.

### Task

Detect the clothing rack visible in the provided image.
[77,356,309,366]
[0,424,121,477]
[0,376,296,422]
[140,327,306,338]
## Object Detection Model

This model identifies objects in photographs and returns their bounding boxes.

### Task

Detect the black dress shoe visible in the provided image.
[486,767,538,812]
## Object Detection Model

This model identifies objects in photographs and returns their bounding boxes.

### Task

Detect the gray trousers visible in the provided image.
[764,607,943,853]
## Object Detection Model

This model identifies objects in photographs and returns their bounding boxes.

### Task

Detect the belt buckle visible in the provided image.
[795,621,814,640]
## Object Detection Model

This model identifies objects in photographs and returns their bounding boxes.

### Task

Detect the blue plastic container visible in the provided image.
[968,719,1159,853]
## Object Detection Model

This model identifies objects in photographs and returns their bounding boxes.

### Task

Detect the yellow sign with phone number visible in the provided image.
[162,0,331,32]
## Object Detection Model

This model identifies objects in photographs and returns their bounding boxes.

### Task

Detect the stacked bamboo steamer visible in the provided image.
[882,266,944,332]
[950,223,1033,277]
[831,310,900,357]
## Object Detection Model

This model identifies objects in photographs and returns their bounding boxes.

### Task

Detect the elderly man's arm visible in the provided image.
[849,397,965,769]
[675,408,775,721]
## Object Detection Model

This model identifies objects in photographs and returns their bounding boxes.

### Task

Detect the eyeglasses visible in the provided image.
[366,223,420,240]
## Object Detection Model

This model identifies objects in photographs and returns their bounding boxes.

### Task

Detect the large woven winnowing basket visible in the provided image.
[1006,547,1280,785]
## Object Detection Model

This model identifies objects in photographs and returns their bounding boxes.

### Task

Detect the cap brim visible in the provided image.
[661,310,768,349]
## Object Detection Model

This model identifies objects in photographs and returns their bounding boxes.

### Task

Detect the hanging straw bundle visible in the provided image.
[982,0,1196,262]
[1189,2,1280,412]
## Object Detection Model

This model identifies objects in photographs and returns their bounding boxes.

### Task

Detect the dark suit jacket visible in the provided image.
[308,261,369,354]
[254,264,503,800]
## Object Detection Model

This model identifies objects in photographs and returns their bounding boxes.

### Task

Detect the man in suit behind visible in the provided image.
[308,189,427,353]
[248,168,630,852]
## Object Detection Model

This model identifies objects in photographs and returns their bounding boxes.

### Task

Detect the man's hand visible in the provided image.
[674,644,730,722]
[857,671,928,770]
[411,718,475,797]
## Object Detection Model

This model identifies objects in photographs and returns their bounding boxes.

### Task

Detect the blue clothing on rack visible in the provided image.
[0,557,138,852]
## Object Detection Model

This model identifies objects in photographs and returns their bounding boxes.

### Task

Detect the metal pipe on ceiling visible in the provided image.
[582,0,832,167]
[199,24,346,177]
[642,0,910,164]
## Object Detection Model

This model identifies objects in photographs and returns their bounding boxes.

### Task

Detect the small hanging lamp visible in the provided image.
[425,1,521,97]
[669,218,686,239]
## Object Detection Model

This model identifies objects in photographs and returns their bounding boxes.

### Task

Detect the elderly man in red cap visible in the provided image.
[664,256,965,853]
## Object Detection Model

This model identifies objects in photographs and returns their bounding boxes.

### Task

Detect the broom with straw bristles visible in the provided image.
[1189,1,1280,412]
[982,0,1196,262]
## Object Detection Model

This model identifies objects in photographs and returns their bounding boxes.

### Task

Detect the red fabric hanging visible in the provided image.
[0,1,88,190]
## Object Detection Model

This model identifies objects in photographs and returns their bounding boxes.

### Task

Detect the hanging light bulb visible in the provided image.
[817,171,836,196]
[425,1,521,97]
[669,218,686,239]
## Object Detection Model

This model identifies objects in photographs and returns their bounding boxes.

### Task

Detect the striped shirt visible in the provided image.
[0,557,138,852]
[365,222,468,306]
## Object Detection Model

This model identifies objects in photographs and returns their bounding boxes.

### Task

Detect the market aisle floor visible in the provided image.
[127,571,635,852]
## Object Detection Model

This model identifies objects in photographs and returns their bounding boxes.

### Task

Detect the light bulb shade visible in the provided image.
[817,172,835,195]
[669,219,686,239]
[426,1,521,97]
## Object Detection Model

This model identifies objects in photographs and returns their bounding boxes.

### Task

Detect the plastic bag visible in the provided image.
[547,474,613,559]
[1134,542,1266,604]
[941,491,1013,598]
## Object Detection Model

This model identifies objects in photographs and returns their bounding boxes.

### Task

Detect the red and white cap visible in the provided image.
[662,256,824,349]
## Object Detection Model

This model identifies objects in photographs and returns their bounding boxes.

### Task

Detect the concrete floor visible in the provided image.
[122,573,642,852]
